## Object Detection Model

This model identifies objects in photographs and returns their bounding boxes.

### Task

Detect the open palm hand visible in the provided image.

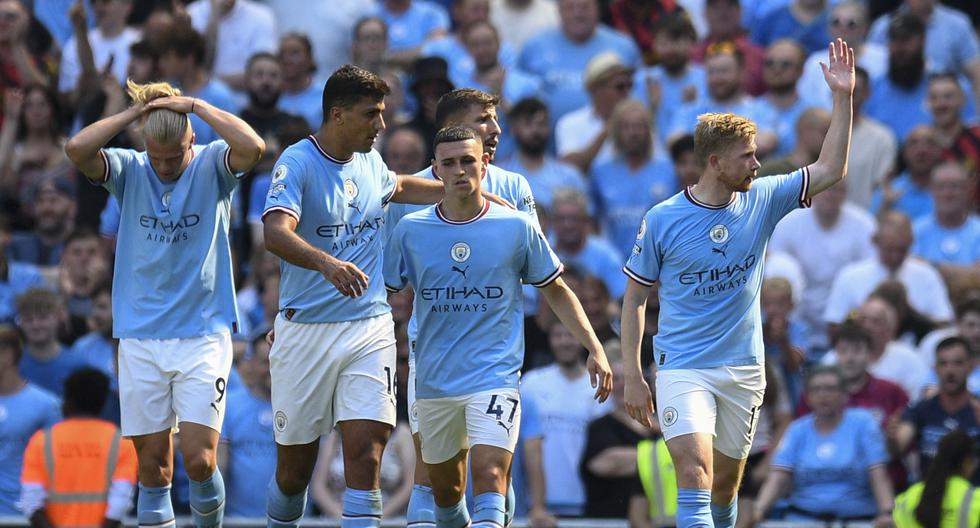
[820,38,855,95]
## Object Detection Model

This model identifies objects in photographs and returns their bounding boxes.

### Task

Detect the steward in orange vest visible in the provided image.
[20,368,137,528]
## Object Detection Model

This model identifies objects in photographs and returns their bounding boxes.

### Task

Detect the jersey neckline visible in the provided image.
[307,135,354,164]
[435,199,491,225]
[683,185,736,209]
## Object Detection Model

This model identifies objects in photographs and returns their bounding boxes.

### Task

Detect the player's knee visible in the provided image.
[470,462,507,490]
[137,452,173,486]
[276,465,314,496]
[183,450,217,481]
[712,485,738,507]
[676,463,711,489]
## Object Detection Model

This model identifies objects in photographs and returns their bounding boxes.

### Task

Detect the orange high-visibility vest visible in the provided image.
[21,418,137,528]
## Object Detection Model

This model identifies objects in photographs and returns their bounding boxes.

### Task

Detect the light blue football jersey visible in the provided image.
[624,169,811,370]
[385,163,539,346]
[101,141,241,339]
[384,201,563,399]
[264,136,396,324]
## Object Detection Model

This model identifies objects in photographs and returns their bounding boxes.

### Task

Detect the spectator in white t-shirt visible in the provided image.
[824,211,954,334]
[187,0,278,91]
[521,321,613,518]
[845,66,897,209]
[771,180,877,353]
[58,0,140,99]
[490,0,560,50]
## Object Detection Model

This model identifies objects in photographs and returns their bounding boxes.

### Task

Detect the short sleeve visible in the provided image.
[101,148,143,198]
[623,211,660,286]
[860,414,889,468]
[521,218,563,287]
[262,153,305,221]
[760,168,811,226]
[383,223,409,292]
[514,177,539,227]
[113,437,138,484]
[20,431,47,485]
[770,420,801,470]
[208,140,243,194]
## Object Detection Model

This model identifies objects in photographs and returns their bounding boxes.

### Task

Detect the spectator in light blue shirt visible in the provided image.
[422,1,518,90]
[870,125,942,221]
[518,0,641,121]
[549,189,627,300]
[0,216,44,325]
[761,40,813,157]
[277,33,323,132]
[753,366,895,524]
[15,288,86,398]
[751,0,832,54]
[375,0,450,53]
[912,161,980,266]
[632,13,707,144]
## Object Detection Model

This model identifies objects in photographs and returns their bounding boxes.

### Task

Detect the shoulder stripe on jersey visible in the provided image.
[262,206,300,222]
[623,266,656,287]
[98,149,110,183]
[799,166,812,208]
[306,135,353,164]
[683,186,735,209]
[435,199,491,225]
[530,264,564,288]
[223,147,243,180]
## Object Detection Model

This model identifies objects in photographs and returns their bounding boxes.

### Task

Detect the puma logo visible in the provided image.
[348,201,362,213]
[711,247,727,258]
[497,421,513,435]
[452,265,468,278]
[210,402,220,414]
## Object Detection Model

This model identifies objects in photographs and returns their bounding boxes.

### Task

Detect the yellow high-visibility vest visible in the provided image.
[893,476,980,528]
[636,438,678,527]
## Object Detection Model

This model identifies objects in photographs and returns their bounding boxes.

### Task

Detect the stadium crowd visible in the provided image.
[0,0,978,525]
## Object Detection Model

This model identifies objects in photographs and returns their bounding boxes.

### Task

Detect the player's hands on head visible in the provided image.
[145,96,198,114]
[587,350,614,403]
[624,376,655,427]
[320,255,370,298]
[819,37,855,95]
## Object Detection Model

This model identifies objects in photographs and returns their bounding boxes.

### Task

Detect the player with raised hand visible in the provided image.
[384,125,613,528]
[65,80,266,528]
[619,38,855,528]
[262,65,484,528]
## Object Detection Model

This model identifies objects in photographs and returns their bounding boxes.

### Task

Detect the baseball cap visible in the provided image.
[584,52,635,89]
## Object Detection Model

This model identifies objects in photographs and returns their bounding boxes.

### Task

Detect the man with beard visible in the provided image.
[865,13,976,142]
[760,40,813,157]
[239,52,310,174]
[632,13,706,145]
[888,336,980,485]
[497,97,588,213]
[9,176,77,268]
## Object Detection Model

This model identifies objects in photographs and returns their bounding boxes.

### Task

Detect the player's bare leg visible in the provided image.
[469,445,512,527]
[338,419,392,527]
[268,440,319,528]
[408,432,437,526]
[712,449,748,528]
[427,449,470,526]
[132,429,176,528]
[665,433,715,527]
[179,422,225,527]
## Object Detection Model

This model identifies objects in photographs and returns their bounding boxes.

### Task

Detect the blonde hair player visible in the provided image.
[65,79,264,528]
[620,38,857,528]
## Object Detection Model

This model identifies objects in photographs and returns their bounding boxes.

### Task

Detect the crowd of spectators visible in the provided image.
[0,0,978,524]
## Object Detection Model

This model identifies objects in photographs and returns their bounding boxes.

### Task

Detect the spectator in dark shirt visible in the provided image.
[8,175,77,269]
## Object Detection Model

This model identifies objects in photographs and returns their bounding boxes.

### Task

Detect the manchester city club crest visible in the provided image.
[637,218,647,240]
[662,406,678,427]
[709,224,729,244]
[451,242,471,262]
[272,164,288,183]
[162,191,172,209]
[274,410,288,432]
[344,179,358,200]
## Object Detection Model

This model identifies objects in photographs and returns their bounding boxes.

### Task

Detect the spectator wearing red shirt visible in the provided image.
[607,0,683,65]
[927,72,980,212]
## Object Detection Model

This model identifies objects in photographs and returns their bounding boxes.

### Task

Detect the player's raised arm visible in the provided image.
[806,38,855,198]
[65,100,146,182]
[620,278,655,427]
[146,96,265,174]
[539,277,614,402]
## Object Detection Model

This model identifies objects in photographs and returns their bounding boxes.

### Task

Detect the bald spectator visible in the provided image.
[498,98,588,213]
[277,33,323,132]
[845,66,897,209]
[912,162,980,281]
[631,13,706,145]
[797,1,888,108]
[549,190,627,300]
[381,127,429,176]
[825,296,927,401]
[824,211,954,331]
[871,125,943,221]
[556,52,635,173]
[751,0,832,54]
[490,0,559,50]
[759,107,830,177]
[187,0,278,91]
[590,99,676,258]
[867,0,980,111]
[771,179,876,353]
[691,0,766,96]
[518,0,641,121]
[760,40,813,157]
[667,45,778,156]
